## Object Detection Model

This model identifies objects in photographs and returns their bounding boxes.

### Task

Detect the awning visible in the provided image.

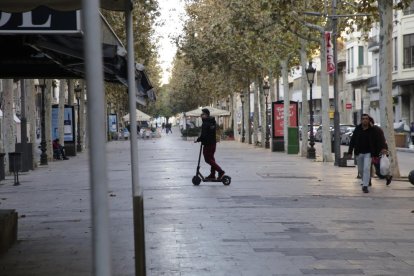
[0,6,155,105]
[122,109,151,122]
[185,106,231,117]
[0,0,133,12]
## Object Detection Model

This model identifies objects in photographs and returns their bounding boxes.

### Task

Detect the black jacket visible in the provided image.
[348,124,362,155]
[348,124,387,156]
[197,117,217,145]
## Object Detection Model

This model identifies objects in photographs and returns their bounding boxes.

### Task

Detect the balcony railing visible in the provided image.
[403,9,414,16]
[367,76,378,89]
[356,65,371,77]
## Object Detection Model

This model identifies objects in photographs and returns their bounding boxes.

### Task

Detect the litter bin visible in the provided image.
[395,133,406,148]
[287,127,299,154]
[8,152,21,173]
[0,153,5,181]
[8,152,21,186]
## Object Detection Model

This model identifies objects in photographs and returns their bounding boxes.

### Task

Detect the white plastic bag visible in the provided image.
[380,154,390,176]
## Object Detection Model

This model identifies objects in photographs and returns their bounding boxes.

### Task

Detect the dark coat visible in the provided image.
[197,117,217,145]
[348,124,387,156]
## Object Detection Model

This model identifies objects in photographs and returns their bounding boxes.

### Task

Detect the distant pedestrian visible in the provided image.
[410,122,414,145]
[53,139,69,160]
[196,108,225,180]
[348,114,388,193]
[166,123,172,134]
[162,122,165,132]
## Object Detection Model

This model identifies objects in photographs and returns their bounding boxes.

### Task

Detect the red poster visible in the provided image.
[272,101,298,137]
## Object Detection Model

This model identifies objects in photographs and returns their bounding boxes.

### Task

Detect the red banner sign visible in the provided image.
[325,31,335,74]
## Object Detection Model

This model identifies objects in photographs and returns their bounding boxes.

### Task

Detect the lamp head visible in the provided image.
[74,85,82,100]
[305,61,316,85]
[263,82,270,96]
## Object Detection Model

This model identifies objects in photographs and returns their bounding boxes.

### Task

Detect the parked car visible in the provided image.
[332,124,355,143]
[299,125,319,140]
[340,126,355,145]
[314,125,333,142]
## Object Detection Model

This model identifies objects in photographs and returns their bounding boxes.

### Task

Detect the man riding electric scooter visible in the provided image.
[196,108,226,180]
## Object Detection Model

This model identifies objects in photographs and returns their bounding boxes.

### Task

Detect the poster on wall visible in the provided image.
[272,101,298,138]
[108,114,118,134]
[51,105,75,142]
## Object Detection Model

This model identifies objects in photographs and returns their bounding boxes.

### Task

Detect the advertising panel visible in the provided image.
[272,101,298,138]
[52,105,75,142]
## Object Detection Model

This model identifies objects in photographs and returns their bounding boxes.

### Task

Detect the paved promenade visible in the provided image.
[1,127,414,275]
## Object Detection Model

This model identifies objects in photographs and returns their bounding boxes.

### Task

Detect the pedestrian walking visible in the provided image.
[166,123,172,134]
[347,114,388,193]
[369,117,392,186]
[196,108,225,180]
[410,122,414,145]
[162,122,165,132]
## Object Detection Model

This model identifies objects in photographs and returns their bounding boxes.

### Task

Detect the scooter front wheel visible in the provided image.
[221,175,231,185]
[192,175,201,185]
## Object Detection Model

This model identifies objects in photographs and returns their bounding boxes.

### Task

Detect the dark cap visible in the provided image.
[201,108,210,116]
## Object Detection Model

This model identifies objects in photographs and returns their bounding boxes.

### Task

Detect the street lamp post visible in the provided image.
[305,61,316,159]
[40,79,48,165]
[263,82,270,149]
[240,93,245,143]
[75,85,82,152]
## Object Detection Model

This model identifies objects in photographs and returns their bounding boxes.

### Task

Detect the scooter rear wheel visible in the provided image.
[221,175,231,185]
[192,175,201,185]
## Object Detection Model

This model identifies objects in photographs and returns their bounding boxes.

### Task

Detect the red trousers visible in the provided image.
[203,144,223,174]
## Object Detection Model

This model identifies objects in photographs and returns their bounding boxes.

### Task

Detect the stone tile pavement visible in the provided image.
[0,127,414,275]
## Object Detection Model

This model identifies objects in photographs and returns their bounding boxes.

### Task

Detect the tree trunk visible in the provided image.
[281,58,289,152]
[3,79,15,174]
[253,82,259,145]
[300,39,310,157]
[58,80,65,144]
[45,80,53,160]
[246,81,252,144]
[378,0,400,177]
[257,76,265,147]
[67,79,74,106]
[26,79,37,168]
[233,93,239,140]
[320,34,333,162]
[80,80,87,149]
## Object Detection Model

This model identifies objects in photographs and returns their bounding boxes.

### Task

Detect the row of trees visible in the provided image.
[159,0,412,177]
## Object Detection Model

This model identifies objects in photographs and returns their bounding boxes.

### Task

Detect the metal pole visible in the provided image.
[308,78,316,159]
[20,80,28,170]
[40,80,48,165]
[332,0,341,165]
[241,95,245,143]
[265,95,270,148]
[125,4,146,275]
[81,1,112,275]
[77,97,82,152]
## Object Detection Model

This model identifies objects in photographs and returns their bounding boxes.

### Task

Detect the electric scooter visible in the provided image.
[192,142,231,186]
